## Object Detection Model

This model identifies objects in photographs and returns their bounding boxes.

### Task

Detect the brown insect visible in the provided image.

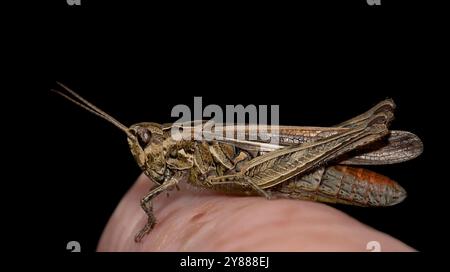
[52,83,423,242]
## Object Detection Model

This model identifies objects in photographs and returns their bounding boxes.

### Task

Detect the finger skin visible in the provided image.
[97,174,415,252]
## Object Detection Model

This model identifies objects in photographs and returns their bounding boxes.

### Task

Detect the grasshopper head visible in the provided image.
[128,123,166,183]
[51,83,169,183]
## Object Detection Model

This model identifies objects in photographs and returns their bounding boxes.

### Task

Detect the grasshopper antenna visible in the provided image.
[51,82,135,139]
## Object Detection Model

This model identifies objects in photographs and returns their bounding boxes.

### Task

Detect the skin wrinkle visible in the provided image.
[179,220,215,251]
[179,207,218,249]
[98,174,415,252]
[190,211,207,222]
[189,199,222,222]
[177,198,228,250]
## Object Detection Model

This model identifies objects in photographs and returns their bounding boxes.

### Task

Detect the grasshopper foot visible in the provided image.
[135,216,156,243]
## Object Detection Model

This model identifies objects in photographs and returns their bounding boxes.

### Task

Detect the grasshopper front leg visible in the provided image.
[135,173,181,242]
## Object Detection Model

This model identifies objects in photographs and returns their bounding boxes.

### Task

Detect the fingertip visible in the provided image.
[98,174,415,252]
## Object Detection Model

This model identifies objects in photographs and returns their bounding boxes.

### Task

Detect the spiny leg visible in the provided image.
[206,176,272,199]
[243,177,272,199]
[135,176,179,243]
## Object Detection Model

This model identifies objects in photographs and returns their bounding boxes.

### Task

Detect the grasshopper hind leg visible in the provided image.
[205,175,272,199]
[243,177,272,199]
[335,99,395,128]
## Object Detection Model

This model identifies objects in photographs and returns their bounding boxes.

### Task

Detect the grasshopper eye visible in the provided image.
[136,128,152,148]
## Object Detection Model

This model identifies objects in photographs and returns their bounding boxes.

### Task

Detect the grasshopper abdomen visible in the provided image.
[273,166,407,207]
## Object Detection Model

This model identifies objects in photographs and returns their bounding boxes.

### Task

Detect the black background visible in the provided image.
[13,0,446,260]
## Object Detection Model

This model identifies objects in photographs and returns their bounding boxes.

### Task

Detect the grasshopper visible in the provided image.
[52,83,423,242]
